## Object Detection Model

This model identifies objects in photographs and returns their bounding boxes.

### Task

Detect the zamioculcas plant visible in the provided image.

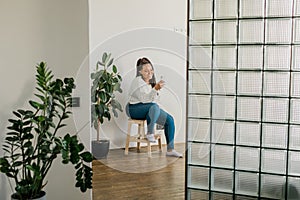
[0,62,93,200]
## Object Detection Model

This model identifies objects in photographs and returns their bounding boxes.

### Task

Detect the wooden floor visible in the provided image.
[92,143,185,200]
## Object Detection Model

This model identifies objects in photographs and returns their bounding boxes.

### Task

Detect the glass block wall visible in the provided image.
[186,0,300,199]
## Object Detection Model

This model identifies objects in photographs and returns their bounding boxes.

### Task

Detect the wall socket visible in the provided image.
[71,97,80,107]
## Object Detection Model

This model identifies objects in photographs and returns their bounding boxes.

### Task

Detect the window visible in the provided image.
[187,0,300,199]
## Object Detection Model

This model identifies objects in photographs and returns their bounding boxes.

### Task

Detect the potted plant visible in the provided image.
[91,52,123,159]
[0,62,93,200]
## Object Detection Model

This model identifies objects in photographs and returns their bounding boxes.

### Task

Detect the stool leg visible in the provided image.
[137,142,141,152]
[147,141,151,157]
[125,123,131,155]
[158,137,162,152]
[141,121,145,138]
[137,123,141,152]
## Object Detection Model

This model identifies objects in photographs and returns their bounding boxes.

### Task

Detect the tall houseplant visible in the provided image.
[91,52,123,159]
[0,62,93,200]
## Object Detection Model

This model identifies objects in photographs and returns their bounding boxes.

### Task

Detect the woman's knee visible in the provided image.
[149,103,160,114]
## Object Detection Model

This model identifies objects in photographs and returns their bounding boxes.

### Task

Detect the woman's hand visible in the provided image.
[154,80,165,90]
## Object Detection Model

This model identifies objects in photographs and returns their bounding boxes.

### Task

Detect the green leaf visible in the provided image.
[25,164,35,172]
[76,167,83,176]
[24,110,34,118]
[61,152,69,164]
[12,161,23,167]
[98,91,107,102]
[0,157,9,165]
[34,94,46,102]
[75,181,82,188]
[112,65,117,73]
[117,74,122,81]
[102,52,108,64]
[0,165,10,174]
[93,120,98,129]
[29,100,43,110]
[12,111,21,118]
[17,109,27,115]
[112,109,118,118]
[80,152,93,162]
[105,53,111,64]
[24,146,34,155]
[23,141,32,148]
[22,120,32,126]
[106,112,111,121]
[75,163,81,169]
[22,133,34,140]
[99,117,104,124]
[96,104,105,117]
[107,58,114,67]
[8,119,20,125]
[78,143,84,152]
[6,172,15,178]
[111,99,123,112]
[63,134,71,142]
[80,185,87,193]
[113,82,121,93]
[6,131,18,136]
[5,136,18,142]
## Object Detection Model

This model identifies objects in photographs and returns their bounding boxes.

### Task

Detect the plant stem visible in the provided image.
[97,121,100,142]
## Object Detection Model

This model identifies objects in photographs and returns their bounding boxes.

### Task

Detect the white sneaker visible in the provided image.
[166,150,183,158]
[146,134,156,143]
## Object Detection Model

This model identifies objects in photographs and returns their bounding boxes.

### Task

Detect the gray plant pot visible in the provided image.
[92,140,110,159]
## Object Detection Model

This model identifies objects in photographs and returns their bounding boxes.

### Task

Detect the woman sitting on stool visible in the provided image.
[126,57,182,158]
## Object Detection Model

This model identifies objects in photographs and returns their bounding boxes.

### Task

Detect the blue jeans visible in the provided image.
[126,103,175,150]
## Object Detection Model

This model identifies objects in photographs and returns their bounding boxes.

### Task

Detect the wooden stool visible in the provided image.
[125,119,162,157]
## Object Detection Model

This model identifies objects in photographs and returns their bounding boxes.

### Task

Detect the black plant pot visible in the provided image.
[11,191,46,200]
[92,139,110,159]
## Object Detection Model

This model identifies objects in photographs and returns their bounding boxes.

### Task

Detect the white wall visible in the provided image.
[89,0,187,149]
[0,0,91,199]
